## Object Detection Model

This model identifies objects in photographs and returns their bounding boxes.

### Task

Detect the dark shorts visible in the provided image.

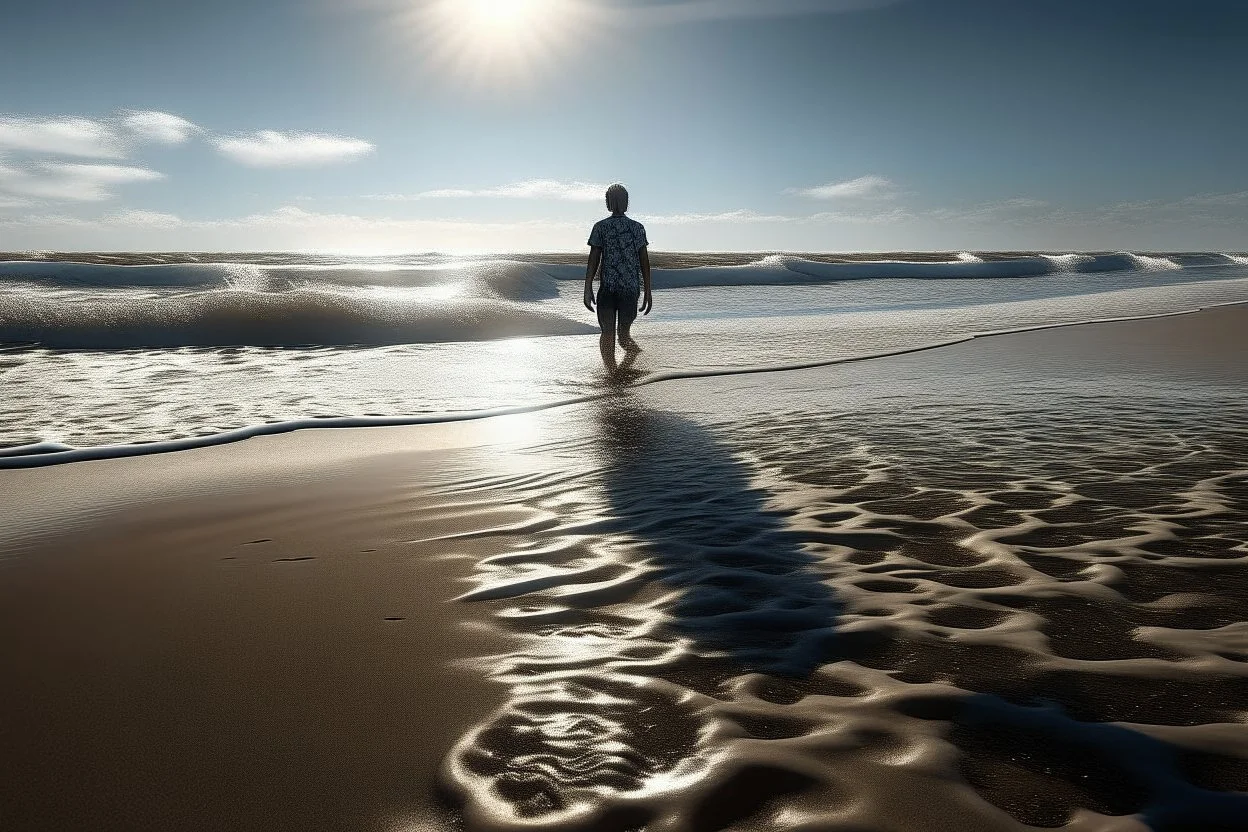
[596,286,639,331]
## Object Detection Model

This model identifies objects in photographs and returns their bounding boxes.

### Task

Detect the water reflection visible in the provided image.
[592,392,842,677]
[446,388,843,828]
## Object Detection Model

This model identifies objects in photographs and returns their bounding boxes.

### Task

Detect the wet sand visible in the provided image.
[2,306,1247,831]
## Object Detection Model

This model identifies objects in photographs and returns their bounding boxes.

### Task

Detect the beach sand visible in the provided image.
[2,306,1247,832]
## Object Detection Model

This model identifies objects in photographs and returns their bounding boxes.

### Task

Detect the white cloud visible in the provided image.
[0,162,164,202]
[0,116,125,159]
[216,205,584,232]
[106,209,184,228]
[787,175,896,200]
[638,209,791,225]
[810,207,913,224]
[0,111,203,160]
[215,131,375,167]
[369,179,607,201]
[380,188,471,200]
[122,111,200,144]
[638,207,913,225]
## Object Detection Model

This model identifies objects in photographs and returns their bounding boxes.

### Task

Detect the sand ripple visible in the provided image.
[433,371,1248,830]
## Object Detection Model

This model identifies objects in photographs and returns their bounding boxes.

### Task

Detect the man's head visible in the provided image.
[606,183,629,215]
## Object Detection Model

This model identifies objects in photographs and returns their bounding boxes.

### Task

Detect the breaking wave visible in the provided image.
[0,251,1230,296]
[0,289,595,348]
[2,251,1230,349]
[0,259,565,301]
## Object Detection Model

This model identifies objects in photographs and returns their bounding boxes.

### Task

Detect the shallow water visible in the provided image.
[429,332,1248,830]
[2,251,1248,458]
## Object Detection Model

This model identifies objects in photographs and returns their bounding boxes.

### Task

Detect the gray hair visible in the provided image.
[605,183,629,214]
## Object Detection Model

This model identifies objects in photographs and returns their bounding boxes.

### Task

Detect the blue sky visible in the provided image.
[1,0,1245,252]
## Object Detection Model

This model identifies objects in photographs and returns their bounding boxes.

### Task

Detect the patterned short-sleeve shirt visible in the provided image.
[588,215,648,295]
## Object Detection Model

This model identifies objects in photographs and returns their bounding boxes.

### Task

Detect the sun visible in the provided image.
[461,0,548,35]
[404,0,588,83]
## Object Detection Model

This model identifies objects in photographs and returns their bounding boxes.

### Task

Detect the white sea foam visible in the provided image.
[1127,252,1183,271]
[1041,253,1093,271]
[3,298,1246,469]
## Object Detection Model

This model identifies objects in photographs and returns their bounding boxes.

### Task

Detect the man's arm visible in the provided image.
[639,246,653,315]
[584,245,602,312]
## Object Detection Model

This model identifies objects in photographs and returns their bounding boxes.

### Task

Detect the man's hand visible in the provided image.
[640,291,653,315]
[584,245,602,312]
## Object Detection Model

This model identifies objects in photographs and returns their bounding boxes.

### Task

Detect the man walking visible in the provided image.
[584,184,652,362]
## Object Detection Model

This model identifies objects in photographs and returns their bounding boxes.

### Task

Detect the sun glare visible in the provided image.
[463,0,546,33]
[407,0,587,83]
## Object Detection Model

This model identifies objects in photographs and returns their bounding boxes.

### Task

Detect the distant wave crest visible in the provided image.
[1,251,1241,349]
[0,259,566,301]
[1,251,1231,295]
[0,290,595,348]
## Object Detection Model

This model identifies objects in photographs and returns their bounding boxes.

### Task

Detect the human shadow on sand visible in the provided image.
[440,386,846,829]
[590,386,843,678]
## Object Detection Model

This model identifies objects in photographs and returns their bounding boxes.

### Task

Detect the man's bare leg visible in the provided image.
[599,329,618,372]
[618,324,641,353]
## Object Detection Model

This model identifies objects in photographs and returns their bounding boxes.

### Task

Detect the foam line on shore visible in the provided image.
[2,299,1245,470]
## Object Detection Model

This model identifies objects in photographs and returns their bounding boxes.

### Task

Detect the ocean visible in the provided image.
[2,250,1247,466]
[4,251,1248,830]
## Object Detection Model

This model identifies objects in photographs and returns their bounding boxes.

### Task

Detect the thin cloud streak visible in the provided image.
[637,209,790,225]
[787,175,896,200]
[0,162,164,202]
[924,198,1048,223]
[214,131,375,167]
[122,111,200,145]
[107,209,185,228]
[368,179,607,201]
[0,112,203,159]
[0,116,126,159]
[643,207,912,225]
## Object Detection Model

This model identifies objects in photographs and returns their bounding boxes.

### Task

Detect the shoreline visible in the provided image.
[5,249,1246,266]
[3,304,1246,831]
[3,297,1245,471]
